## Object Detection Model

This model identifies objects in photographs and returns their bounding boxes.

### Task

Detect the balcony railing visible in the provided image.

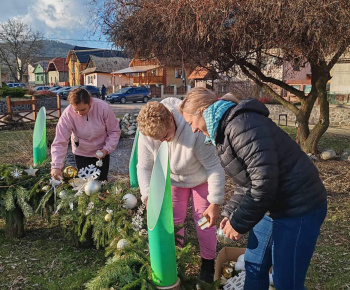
[132,76,163,84]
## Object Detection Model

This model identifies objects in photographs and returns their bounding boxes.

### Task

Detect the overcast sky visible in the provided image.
[0,0,113,49]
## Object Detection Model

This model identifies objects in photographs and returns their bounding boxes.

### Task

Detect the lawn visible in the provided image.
[0,125,349,289]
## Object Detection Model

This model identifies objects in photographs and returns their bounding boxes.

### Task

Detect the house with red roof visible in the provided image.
[47,57,69,86]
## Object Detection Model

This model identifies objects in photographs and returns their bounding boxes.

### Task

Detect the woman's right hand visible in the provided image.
[51,168,63,180]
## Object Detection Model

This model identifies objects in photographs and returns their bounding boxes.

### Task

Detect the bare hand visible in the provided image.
[94,149,108,159]
[203,204,220,228]
[51,168,63,180]
[220,217,243,241]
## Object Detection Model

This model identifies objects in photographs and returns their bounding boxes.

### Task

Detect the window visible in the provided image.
[41,76,43,81]
[292,85,300,90]
[37,76,39,81]
[174,68,181,78]
[304,85,312,94]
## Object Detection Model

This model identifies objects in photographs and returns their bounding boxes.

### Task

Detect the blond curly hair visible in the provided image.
[137,101,172,138]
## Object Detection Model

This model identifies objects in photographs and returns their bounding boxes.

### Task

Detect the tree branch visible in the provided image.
[239,64,300,115]
[326,41,350,71]
[239,59,307,100]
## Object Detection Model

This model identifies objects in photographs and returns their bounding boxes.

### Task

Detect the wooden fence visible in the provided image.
[0,95,61,128]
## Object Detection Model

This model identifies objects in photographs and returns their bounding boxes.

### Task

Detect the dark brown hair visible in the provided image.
[68,88,91,105]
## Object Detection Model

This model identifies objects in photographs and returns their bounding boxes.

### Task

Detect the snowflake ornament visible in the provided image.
[132,213,144,232]
[78,164,101,180]
[11,168,22,178]
[223,271,246,290]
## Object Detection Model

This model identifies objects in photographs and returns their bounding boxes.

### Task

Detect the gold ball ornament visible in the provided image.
[63,166,78,178]
[222,266,234,279]
[104,213,113,222]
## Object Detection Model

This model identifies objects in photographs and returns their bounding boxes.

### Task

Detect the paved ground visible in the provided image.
[61,98,162,116]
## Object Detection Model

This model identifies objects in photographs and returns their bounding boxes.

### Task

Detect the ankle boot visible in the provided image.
[199,257,215,283]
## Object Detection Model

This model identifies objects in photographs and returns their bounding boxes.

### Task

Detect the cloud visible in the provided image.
[0,0,112,49]
[24,0,86,31]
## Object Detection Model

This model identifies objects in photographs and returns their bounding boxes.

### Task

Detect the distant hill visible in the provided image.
[40,40,74,58]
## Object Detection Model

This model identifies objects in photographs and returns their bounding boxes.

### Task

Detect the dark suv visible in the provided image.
[82,85,100,98]
[60,85,101,99]
[106,87,151,104]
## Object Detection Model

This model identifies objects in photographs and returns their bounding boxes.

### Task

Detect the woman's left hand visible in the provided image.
[94,149,108,159]
[203,204,220,228]
[221,217,243,240]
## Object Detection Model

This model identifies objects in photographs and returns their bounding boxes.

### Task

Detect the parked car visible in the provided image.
[34,86,50,91]
[7,82,26,88]
[59,86,81,100]
[81,85,100,98]
[49,86,62,92]
[59,85,100,100]
[106,87,151,104]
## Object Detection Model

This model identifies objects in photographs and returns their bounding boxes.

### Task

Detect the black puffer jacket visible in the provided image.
[216,99,327,234]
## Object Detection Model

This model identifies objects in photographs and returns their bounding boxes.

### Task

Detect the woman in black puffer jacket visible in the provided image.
[179,87,327,290]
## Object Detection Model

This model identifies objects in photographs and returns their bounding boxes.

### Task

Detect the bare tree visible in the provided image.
[0,19,43,82]
[91,0,350,153]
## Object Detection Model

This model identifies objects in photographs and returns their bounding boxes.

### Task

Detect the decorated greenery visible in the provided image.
[0,163,218,288]
[0,162,52,237]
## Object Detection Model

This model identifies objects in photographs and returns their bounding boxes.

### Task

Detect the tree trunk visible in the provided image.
[5,207,24,239]
[296,65,330,154]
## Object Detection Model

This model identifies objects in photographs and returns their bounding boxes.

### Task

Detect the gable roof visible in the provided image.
[81,55,131,75]
[47,57,68,72]
[33,61,49,73]
[66,46,128,64]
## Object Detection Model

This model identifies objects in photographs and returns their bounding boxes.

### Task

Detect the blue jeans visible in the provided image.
[244,202,327,290]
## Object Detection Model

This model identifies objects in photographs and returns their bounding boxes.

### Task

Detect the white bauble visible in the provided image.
[237,254,245,263]
[122,193,138,209]
[96,150,104,158]
[84,180,101,196]
[58,190,67,198]
[235,261,246,271]
[117,239,128,249]
[269,273,274,286]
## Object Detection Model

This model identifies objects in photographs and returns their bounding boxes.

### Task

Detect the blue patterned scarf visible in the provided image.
[203,100,235,145]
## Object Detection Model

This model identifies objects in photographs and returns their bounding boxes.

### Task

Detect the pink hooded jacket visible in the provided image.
[51,98,121,169]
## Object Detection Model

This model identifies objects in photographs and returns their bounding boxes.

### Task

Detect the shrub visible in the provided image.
[34,90,57,98]
[26,88,36,96]
[258,97,271,104]
[0,87,27,98]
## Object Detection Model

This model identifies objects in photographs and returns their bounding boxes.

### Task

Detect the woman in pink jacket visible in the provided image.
[50,88,121,181]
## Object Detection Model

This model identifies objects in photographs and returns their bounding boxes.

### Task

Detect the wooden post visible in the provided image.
[32,96,37,121]
[6,96,12,119]
[57,94,61,117]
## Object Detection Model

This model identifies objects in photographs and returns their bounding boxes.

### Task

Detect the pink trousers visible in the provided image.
[171,183,217,260]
